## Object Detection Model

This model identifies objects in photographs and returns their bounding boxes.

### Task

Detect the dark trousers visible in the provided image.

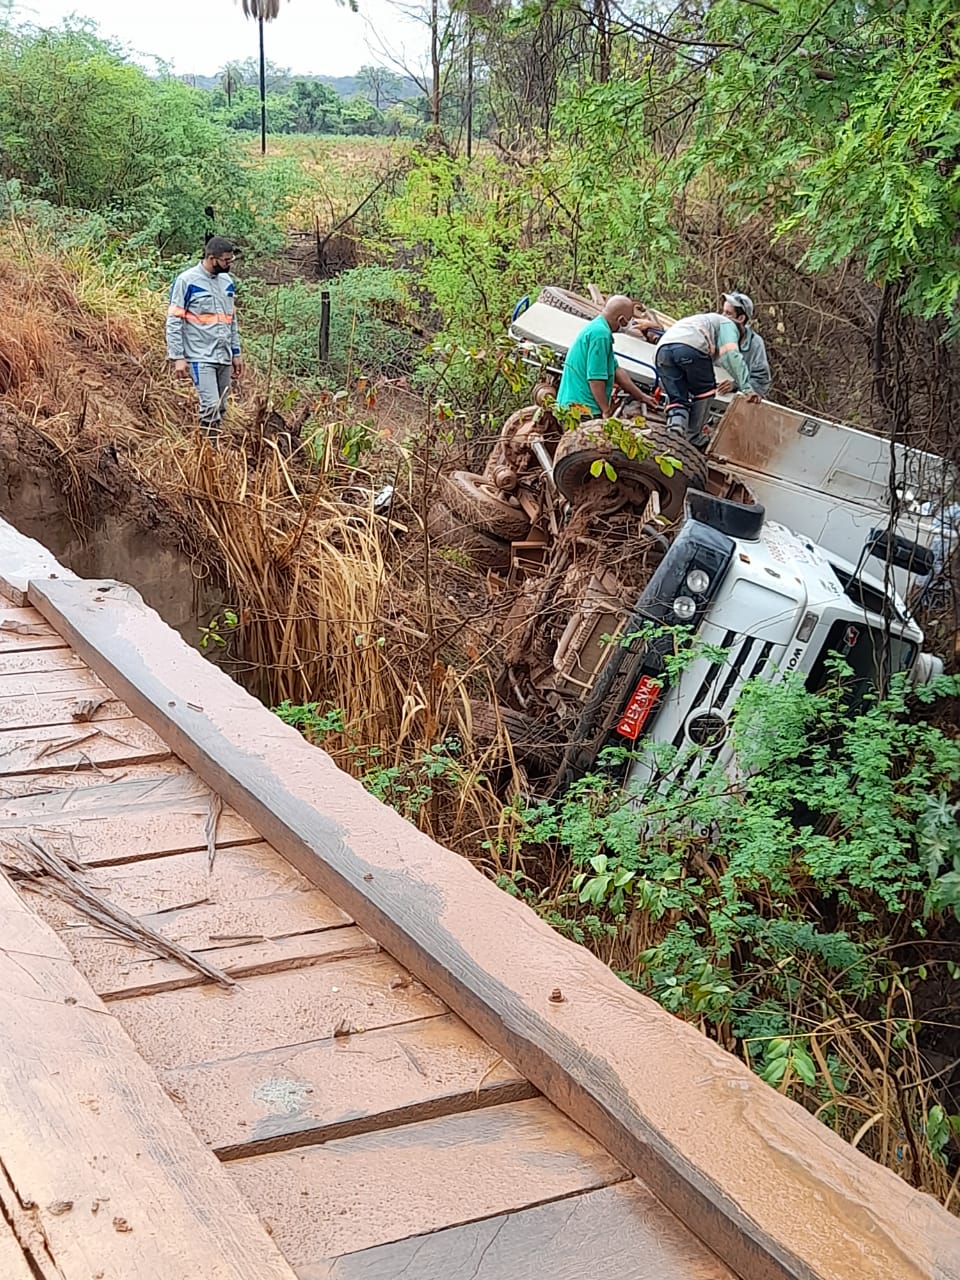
[655,343,716,443]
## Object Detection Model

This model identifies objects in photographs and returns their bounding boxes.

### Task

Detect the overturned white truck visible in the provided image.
[432,291,954,791]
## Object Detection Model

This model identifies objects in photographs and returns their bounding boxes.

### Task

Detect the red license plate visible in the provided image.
[615,675,660,741]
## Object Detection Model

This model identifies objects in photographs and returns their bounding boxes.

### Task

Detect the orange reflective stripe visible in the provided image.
[717,340,738,356]
[183,312,233,324]
[167,305,187,318]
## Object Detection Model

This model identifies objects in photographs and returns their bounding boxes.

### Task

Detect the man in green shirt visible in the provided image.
[556,295,656,419]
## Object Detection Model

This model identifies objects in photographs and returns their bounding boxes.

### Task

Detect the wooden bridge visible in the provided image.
[0,517,957,1280]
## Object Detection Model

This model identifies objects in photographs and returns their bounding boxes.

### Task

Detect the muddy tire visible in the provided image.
[552,421,708,521]
[536,286,601,319]
[466,700,563,771]
[426,501,511,572]
[439,470,531,541]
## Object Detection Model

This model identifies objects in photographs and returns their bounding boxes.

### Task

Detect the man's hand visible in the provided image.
[173,359,190,381]
[232,355,244,380]
[745,391,762,403]
[716,379,734,395]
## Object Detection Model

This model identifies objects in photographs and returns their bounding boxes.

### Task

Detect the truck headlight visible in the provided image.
[672,595,697,621]
[686,569,711,594]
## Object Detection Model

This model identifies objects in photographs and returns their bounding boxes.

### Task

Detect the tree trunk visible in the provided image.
[466,18,474,159]
[430,0,441,127]
[259,18,267,156]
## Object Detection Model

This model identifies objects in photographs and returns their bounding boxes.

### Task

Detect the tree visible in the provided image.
[356,64,404,110]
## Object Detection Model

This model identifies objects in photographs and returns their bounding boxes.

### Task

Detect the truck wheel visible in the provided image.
[465,700,563,771]
[426,501,511,572]
[439,470,532,541]
[552,421,708,521]
[537,286,601,319]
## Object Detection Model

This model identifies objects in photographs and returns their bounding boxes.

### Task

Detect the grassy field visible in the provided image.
[248,134,413,230]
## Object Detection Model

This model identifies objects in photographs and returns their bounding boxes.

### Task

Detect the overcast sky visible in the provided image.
[7,0,430,78]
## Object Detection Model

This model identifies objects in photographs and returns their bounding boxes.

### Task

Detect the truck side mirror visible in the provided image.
[684,490,765,541]
[865,528,935,576]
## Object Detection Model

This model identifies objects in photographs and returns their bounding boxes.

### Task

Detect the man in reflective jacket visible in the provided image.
[166,237,242,440]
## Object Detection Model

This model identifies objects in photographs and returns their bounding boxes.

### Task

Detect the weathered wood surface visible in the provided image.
[34,576,960,1280]
[0,870,300,1280]
[0,716,168,776]
[60,918,377,1000]
[0,646,86,676]
[228,1097,627,1265]
[163,1011,532,1157]
[304,1181,736,1280]
[0,1214,38,1280]
[0,764,256,864]
[0,604,64,651]
[112,952,446,1070]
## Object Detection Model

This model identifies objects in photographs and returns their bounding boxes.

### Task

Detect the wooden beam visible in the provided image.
[306,1180,735,1280]
[31,575,960,1280]
[0,869,300,1280]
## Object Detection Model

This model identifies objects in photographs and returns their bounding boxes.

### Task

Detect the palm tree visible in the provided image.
[238,0,285,155]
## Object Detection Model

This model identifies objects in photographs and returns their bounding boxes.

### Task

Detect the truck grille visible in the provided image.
[670,629,775,756]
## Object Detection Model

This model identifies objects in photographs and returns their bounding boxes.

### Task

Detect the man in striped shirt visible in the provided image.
[655,308,761,446]
[166,237,242,441]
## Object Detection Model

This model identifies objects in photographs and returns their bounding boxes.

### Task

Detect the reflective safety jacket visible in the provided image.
[165,263,240,365]
[658,312,754,392]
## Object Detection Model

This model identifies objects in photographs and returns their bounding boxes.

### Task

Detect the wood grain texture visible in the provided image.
[0,716,169,776]
[112,952,447,1070]
[0,605,64,651]
[304,1180,736,1280]
[0,1215,37,1280]
[0,646,87,676]
[0,871,300,1280]
[33,575,960,1280]
[162,1011,532,1157]
[0,766,257,864]
[228,1097,627,1264]
[56,917,377,1000]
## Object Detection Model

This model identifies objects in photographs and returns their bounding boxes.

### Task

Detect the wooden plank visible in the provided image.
[55,918,377,1000]
[305,1180,736,1280]
[0,716,169,776]
[162,1011,532,1157]
[0,767,257,865]
[0,605,64,651]
[228,1097,627,1266]
[112,952,447,1070]
[54,841,316,915]
[0,872,300,1280]
[0,647,87,676]
[0,665,109,695]
[0,1215,37,1280]
[0,756,188,797]
[34,575,960,1280]
[0,684,129,731]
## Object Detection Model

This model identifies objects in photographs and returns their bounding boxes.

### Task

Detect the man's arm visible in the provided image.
[716,319,758,397]
[614,366,658,409]
[745,332,771,397]
[229,279,241,371]
[588,379,612,417]
[166,274,189,378]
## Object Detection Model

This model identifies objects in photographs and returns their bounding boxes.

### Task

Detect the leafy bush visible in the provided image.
[0,23,305,254]
[509,658,960,1187]
[240,265,420,385]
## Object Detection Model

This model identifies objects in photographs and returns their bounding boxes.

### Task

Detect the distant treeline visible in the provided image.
[183,62,428,137]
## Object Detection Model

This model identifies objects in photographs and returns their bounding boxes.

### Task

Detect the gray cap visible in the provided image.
[723,291,754,320]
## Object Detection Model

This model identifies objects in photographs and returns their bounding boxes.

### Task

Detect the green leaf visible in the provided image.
[603,461,618,482]
[590,458,604,478]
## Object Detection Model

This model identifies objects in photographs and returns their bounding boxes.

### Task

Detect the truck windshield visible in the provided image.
[805,619,916,706]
